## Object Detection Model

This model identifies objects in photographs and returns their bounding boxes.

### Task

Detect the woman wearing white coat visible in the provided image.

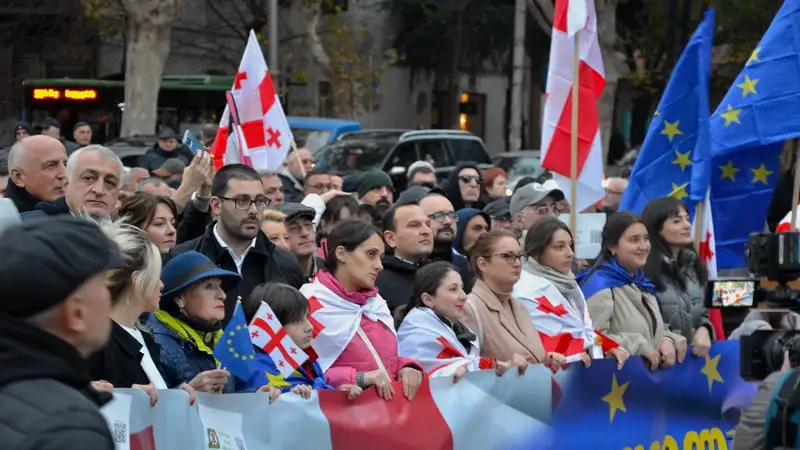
[397,262,529,382]
[512,218,628,367]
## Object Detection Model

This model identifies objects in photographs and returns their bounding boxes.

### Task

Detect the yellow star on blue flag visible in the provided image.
[701,2,797,268]
[212,301,258,383]
[619,9,714,215]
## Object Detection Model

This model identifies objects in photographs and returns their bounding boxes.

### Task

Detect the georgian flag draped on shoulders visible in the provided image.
[397,307,492,377]
[300,277,395,372]
[513,270,610,362]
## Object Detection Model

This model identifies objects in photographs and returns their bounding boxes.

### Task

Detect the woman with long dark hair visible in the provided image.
[640,197,713,357]
[513,218,628,367]
[300,219,424,401]
[396,262,529,381]
[579,212,686,370]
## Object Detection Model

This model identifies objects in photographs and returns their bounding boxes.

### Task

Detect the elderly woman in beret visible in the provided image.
[146,251,243,393]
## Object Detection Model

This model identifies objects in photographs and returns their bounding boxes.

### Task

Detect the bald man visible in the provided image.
[602,177,628,211]
[5,136,68,213]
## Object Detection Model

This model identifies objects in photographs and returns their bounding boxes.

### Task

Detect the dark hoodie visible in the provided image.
[452,208,491,293]
[445,162,486,211]
[375,255,428,313]
[0,313,114,449]
[138,143,194,175]
[21,196,71,221]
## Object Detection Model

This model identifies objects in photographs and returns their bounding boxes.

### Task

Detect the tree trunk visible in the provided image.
[508,0,527,151]
[119,0,179,137]
[595,0,619,167]
[447,6,465,129]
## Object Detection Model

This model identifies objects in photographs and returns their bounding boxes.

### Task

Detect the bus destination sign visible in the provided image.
[33,88,98,101]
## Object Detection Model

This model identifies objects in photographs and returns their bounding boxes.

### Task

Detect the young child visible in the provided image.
[242,282,361,399]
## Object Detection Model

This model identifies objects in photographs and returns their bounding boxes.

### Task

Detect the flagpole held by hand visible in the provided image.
[570,36,580,234]
[290,139,307,180]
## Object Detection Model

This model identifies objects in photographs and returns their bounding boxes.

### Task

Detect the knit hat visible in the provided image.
[14,122,32,136]
[357,169,394,199]
[0,216,120,318]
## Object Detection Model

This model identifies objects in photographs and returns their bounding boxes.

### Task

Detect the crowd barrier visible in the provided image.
[101,341,757,450]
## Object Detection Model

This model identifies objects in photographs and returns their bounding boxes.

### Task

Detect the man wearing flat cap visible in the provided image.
[138,126,194,175]
[0,216,120,449]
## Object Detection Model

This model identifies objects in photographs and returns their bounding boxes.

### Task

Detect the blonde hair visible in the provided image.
[263,209,287,223]
[95,218,162,304]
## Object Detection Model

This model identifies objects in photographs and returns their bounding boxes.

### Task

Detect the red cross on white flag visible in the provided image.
[210,30,293,171]
[248,301,309,378]
[540,0,606,212]
[692,188,717,280]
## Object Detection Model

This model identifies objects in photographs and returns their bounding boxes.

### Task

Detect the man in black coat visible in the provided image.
[138,127,195,175]
[375,202,434,313]
[0,216,121,450]
[164,164,305,321]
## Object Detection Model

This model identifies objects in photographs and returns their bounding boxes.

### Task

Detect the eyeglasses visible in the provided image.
[492,252,524,265]
[459,175,482,185]
[218,196,270,210]
[428,211,459,223]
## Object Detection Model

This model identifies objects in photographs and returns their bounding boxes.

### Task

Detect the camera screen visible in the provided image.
[710,280,755,307]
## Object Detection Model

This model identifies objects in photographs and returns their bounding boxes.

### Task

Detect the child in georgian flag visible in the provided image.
[241,282,362,399]
[397,262,531,382]
[513,218,628,368]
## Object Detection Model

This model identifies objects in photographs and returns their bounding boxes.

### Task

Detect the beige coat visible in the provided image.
[463,279,546,363]
[586,284,686,356]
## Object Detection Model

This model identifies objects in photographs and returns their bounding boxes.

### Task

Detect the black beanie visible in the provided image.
[0,216,120,318]
[357,169,394,199]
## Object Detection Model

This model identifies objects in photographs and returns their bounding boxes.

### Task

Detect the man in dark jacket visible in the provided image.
[376,202,433,312]
[138,127,195,175]
[284,202,325,281]
[165,164,305,321]
[6,135,68,213]
[452,208,491,291]
[0,216,121,450]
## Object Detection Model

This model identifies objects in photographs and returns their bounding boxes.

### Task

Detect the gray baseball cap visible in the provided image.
[510,181,565,216]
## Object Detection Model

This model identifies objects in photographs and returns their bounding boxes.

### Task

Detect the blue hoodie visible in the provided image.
[452,208,491,292]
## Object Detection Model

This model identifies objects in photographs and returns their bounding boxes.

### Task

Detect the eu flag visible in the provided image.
[552,342,757,449]
[706,2,800,268]
[212,301,258,382]
[618,9,714,215]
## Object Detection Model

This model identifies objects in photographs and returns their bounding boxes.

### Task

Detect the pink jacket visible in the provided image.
[316,271,421,387]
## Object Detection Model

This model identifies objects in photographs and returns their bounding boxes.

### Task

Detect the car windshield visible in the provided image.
[314,141,395,173]
[292,128,333,153]
[450,139,491,164]
[493,154,545,186]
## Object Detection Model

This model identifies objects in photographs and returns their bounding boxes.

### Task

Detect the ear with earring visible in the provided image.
[176,297,187,316]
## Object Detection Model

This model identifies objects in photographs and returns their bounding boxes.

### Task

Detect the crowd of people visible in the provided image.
[0,119,760,448]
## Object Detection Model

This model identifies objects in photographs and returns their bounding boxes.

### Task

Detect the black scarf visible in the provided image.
[4,179,41,213]
[435,312,477,351]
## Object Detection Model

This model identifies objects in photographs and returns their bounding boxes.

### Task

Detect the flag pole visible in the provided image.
[570,36,579,234]
[790,139,800,231]
[693,202,704,248]
[290,139,307,179]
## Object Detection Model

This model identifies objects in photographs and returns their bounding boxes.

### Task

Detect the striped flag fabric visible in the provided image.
[249,301,309,378]
[210,30,293,171]
[541,0,606,212]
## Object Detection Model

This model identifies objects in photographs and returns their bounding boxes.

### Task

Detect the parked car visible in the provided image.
[491,150,547,193]
[105,135,156,168]
[314,129,492,191]
[288,117,361,153]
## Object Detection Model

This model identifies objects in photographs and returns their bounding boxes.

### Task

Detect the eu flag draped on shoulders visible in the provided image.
[705,2,800,268]
[212,301,258,384]
[618,9,714,215]
[552,341,757,449]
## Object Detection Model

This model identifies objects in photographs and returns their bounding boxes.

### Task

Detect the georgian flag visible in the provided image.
[513,269,615,362]
[249,301,309,377]
[300,278,395,372]
[692,188,725,339]
[397,307,493,377]
[209,30,293,171]
[777,205,800,232]
[540,0,606,212]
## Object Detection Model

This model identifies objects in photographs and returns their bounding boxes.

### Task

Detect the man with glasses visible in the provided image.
[303,169,332,196]
[601,177,628,212]
[419,193,474,289]
[510,181,565,241]
[283,202,324,281]
[165,164,304,321]
[279,147,314,203]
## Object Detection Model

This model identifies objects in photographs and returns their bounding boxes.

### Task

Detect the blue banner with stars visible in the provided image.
[551,341,757,449]
[619,9,714,215]
[705,2,800,268]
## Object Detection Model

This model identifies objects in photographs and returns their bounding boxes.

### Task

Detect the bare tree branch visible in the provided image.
[204,0,248,40]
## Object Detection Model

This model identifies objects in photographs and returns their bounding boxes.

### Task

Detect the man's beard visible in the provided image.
[374,201,391,217]
[221,213,260,241]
